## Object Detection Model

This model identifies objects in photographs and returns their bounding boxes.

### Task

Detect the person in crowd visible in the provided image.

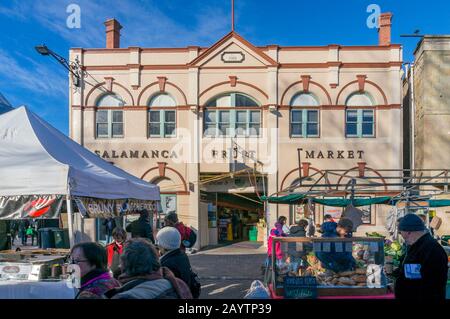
[70,242,121,299]
[26,225,36,246]
[103,218,117,243]
[336,218,354,238]
[126,210,154,244]
[104,238,192,299]
[156,226,200,298]
[18,219,29,245]
[164,212,194,251]
[267,216,288,261]
[287,219,311,264]
[318,214,338,237]
[394,214,448,300]
[306,218,316,237]
[316,218,356,273]
[9,221,18,246]
[106,227,127,279]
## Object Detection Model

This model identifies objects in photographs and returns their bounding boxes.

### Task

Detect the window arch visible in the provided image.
[96,93,126,107]
[290,93,319,138]
[345,92,375,138]
[290,92,319,107]
[204,92,260,137]
[95,93,124,138]
[205,92,259,107]
[148,93,177,107]
[148,93,177,137]
[345,92,374,107]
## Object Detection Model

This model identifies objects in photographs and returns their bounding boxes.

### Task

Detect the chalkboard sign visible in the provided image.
[283,276,318,299]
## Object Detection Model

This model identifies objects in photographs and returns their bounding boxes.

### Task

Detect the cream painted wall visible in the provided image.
[70,35,403,246]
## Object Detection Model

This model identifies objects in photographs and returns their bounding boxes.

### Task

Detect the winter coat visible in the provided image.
[287,226,307,258]
[394,233,448,300]
[106,241,123,278]
[126,217,154,243]
[320,221,338,238]
[106,267,193,299]
[267,222,287,260]
[103,218,116,236]
[160,248,193,289]
[174,222,191,250]
[75,270,121,299]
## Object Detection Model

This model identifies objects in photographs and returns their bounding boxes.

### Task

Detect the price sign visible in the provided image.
[283,276,318,299]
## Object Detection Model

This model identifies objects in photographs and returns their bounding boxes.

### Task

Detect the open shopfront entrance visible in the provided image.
[201,191,264,246]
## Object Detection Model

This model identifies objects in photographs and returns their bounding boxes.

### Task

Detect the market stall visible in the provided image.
[268,236,394,299]
[0,106,160,296]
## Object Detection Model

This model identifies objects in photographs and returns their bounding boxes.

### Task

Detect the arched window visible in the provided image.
[290,93,319,138]
[345,92,374,137]
[148,93,177,137]
[95,93,124,138]
[204,92,260,137]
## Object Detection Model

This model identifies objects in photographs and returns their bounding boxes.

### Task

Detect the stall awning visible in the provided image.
[262,194,450,208]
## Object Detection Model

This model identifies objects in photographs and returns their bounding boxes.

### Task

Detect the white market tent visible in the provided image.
[0,106,160,244]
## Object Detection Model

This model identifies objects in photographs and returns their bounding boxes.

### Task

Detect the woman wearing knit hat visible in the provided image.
[394,213,448,300]
[156,227,200,298]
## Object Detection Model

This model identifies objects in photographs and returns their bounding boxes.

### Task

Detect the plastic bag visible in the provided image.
[243,280,270,299]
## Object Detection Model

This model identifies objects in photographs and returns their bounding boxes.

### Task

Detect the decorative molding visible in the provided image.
[136,81,188,106]
[229,76,238,87]
[221,52,245,63]
[157,162,167,177]
[330,83,338,89]
[280,80,332,105]
[104,77,114,91]
[302,162,311,177]
[356,75,367,92]
[198,80,269,100]
[357,162,367,177]
[84,81,135,106]
[141,165,189,193]
[335,79,388,105]
[131,85,140,90]
[301,75,311,92]
[157,76,167,92]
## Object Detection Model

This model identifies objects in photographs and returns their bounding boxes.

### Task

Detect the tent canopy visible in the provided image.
[0,106,160,201]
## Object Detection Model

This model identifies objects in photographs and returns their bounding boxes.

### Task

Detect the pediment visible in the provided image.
[189,32,278,68]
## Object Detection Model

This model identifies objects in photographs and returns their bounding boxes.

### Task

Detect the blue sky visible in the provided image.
[0,0,449,134]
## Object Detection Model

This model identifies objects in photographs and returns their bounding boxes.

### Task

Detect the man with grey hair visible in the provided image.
[394,214,448,300]
[104,238,192,299]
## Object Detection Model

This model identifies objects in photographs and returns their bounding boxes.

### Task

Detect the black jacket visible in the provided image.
[394,233,448,300]
[126,217,154,243]
[160,248,192,289]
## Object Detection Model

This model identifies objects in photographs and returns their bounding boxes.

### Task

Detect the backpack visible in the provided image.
[190,271,201,299]
[183,227,197,248]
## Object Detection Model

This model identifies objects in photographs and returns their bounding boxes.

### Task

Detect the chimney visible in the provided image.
[104,18,122,49]
[378,12,392,46]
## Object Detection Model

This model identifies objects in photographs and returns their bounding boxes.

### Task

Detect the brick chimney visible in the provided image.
[104,18,122,49]
[378,12,392,46]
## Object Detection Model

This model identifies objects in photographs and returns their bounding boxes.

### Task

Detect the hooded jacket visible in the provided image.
[267,222,287,260]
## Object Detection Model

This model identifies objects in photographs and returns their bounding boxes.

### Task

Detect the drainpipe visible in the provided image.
[410,64,415,172]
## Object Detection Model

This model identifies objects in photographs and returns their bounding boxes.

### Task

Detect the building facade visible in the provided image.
[70,14,403,247]
[403,35,450,236]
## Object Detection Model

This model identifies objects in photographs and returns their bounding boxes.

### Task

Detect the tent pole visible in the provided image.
[66,195,74,247]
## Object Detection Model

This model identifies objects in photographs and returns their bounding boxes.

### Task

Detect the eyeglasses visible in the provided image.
[69,258,89,265]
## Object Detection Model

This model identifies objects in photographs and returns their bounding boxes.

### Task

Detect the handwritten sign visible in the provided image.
[283,276,318,299]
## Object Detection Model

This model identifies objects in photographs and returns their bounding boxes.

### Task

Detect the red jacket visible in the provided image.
[174,222,191,250]
[106,242,123,268]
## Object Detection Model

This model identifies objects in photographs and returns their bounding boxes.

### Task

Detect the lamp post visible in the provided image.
[35,44,82,87]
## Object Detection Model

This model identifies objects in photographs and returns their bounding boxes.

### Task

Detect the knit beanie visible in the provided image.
[398,214,426,232]
[156,226,181,250]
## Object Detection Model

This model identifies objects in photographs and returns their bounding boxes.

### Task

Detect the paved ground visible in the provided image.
[189,241,267,299]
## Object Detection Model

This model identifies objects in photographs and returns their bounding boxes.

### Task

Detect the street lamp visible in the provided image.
[35,44,82,87]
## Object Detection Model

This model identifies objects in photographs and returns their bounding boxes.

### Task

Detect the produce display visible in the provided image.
[274,239,385,289]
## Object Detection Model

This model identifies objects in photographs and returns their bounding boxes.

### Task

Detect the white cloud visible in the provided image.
[0,49,67,99]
